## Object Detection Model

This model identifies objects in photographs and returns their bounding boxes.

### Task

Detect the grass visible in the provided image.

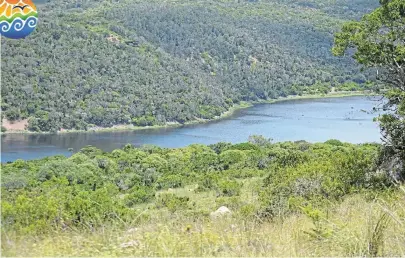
[2,183,405,257]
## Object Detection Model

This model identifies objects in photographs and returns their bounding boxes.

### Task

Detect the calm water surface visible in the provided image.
[1,96,383,162]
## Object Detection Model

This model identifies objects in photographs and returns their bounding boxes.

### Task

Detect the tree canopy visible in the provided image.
[1,0,378,132]
[333,0,405,179]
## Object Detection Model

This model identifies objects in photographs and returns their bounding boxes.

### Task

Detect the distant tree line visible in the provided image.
[1,0,378,132]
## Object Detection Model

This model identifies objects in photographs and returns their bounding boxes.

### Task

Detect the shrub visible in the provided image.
[124,186,155,206]
[189,145,219,172]
[195,174,219,192]
[1,174,28,190]
[239,204,258,219]
[224,168,266,179]
[325,139,344,146]
[226,142,260,151]
[217,180,242,197]
[301,204,333,240]
[155,174,184,190]
[155,193,190,213]
[259,145,383,218]
[209,142,232,154]
[219,150,246,169]
[248,135,273,147]
[79,146,103,158]
[1,178,132,233]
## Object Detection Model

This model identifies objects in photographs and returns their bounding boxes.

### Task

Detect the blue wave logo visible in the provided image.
[0,0,38,39]
[0,16,37,39]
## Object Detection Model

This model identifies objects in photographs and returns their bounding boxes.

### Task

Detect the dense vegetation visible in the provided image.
[2,0,405,256]
[2,138,404,256]
[0,138,379,233]
[333,0,405,181]
[1,0,379,132]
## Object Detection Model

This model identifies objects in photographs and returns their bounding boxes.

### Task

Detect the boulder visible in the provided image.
[126,227,138,233]
[210,206,232,219]
[120,240,140,248]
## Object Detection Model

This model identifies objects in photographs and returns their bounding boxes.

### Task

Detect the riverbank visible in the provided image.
[2,95,381,162]
[1,91,373,135]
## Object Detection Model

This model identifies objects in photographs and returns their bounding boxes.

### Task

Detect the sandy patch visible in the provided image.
[1,118,28,131]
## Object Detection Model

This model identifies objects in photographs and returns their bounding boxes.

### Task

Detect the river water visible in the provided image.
[1,96,383,162]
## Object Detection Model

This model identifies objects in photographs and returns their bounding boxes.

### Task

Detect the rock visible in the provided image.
[126,227,138,233]
[210,206,232,219]
[120,240,140,248]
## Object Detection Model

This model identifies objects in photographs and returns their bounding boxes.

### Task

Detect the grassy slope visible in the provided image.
[1,139,404,256]
[3,182,404,256]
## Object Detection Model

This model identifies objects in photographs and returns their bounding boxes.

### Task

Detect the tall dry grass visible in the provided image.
[2,188,404,257]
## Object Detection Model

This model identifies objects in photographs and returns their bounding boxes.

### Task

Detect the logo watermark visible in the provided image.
[0,0,38,39]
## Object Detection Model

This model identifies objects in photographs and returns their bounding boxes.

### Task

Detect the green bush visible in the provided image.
[259,145,383,218]
[219,150,247,169]
[0,140,392,236]
[324,139,344,146]
[227,142,260,151]
[239,204,258,219]
[124,186,155,206]
[195,174,219,192]
[248,135,273,147]
[224,168,266,179]
[155,193,190,213]
[155,174,184,190]
[209,142,233,154]
[1,178,132,233]
[217,180,243,197]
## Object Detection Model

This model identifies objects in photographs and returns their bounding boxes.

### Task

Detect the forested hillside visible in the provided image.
[2,1,404,256]
[1,0,379,132]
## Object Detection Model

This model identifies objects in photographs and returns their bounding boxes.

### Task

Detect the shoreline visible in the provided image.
[1,91,373,135]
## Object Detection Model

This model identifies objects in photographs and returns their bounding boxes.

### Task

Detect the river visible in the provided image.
[1,96,383,162]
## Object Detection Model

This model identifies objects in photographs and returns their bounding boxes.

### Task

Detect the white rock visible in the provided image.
[126,227,138,233]
[210,206,232,218]
[120,240,140,248]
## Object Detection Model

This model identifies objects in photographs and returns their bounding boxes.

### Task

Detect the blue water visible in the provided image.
[1,96,383,162]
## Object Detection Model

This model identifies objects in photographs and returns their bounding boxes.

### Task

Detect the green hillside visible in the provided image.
[1,1,404,256]
[1,0,379,132]
[2,139,404,256]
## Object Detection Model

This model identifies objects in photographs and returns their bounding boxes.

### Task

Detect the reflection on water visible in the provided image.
[1,96,383,162]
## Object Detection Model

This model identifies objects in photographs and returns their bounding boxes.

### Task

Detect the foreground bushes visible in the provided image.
[259,143,385,217]
[1,139,392,234]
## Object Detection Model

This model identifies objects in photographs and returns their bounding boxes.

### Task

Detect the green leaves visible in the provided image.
[1,0,375,132]
[260,143,383,218]
[334,0,405,180]
[333,0,405,67]
[0,140,389,234]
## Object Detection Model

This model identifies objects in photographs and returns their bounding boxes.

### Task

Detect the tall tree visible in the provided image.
[333,0,405,180]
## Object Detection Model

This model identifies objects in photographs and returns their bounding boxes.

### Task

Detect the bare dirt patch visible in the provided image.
[1,119,28,131]
[107,34,120,43]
